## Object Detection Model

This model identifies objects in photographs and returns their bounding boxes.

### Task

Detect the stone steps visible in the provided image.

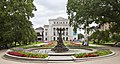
[48,56,74,61]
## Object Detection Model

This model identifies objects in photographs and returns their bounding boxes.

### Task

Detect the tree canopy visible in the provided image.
[0,0,37,48]
[78,33,84,39]
[67,0,120,34]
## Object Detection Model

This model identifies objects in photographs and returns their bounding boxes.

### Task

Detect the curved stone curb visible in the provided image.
[5,49,49,61]
[48,49,97,56]
[72,50,116,61]
[4,49,116,61]
[5,53,49,61]
[4,48,97,61]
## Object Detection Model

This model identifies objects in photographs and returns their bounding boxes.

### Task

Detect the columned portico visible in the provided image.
[36,17,78,42]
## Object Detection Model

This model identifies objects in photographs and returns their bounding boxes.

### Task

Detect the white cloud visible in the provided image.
[30,0,68,28]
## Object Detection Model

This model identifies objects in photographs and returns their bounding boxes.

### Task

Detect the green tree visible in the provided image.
[0,0,36,48]
[78,33,84,39]
[111,34,120,46]
[67,0,99,46]
[67,0,120,35]
[67,0,120,45]
[90,30,110,44]
[89,31,99,44]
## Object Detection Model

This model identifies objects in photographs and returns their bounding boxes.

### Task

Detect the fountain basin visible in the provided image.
[30,49,96,56]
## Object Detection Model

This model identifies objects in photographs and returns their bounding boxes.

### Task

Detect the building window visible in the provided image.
[66,28,68,35]
[45,38,47,40]
[57,37,59,40]
[45,32,47,36]
[66,22,68,24]
[53,28,55,30]
[53,28,55,31]
[66,32,68,35]
[53,37,55,41]
[63,22,64,24]
[45,29,48,31]
[38,38,41,40]
[63,31,65,35]
[57,22,58,24]
[66,28,68,31]
[66,37,68,41]
[63,37,65,40]
[60,22,62,24]
[54,32,55,35]
[54,22,55,24]
[37,32,40,36]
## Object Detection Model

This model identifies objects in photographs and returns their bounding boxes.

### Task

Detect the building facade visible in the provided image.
[35,27,44,42]
[35,17,77,42]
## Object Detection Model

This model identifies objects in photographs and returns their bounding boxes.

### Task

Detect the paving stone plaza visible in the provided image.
[0,45,120,64]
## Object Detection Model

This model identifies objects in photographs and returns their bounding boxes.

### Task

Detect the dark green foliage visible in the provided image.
[67,0,120,34]
[67,0,97,32]
[0,0,37,48]
[94,50,112,56]
[74,53,87,58]
[78,33,84,39]
[90,30,110,44]
[112,34,120,42]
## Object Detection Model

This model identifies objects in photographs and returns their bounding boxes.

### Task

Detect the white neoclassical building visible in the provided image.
[35,27,44,42]
[35,17,77,42]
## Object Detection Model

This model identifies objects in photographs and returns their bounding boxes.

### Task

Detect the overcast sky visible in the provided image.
[30,0,68,28]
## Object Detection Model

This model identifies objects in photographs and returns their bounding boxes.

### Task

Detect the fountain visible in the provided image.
[51,28,69,53]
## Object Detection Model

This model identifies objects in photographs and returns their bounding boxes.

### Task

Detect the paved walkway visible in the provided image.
[0,46,120,64]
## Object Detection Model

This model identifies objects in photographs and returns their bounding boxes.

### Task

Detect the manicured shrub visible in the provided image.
[94,50,112,56]
[74,53,87,58]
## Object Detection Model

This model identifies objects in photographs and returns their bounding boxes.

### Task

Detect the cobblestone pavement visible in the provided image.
[0,46,120,64]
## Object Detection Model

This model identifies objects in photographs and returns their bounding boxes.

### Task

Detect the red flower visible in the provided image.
[87,53,98,57]
[31,56,39,58]
[75,44,81,46]
[8,52,26,57]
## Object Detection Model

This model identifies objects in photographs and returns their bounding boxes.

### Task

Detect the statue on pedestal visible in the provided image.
[51,28,69,53]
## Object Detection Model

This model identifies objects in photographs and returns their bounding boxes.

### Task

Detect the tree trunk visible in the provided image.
[14,41,17,46]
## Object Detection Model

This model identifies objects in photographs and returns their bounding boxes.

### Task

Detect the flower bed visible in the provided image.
[74,53,98,58]
[7,51,48,58]
[8,52,26,57]
[74,49,112,58]
[70,42,81,46]
[19,42,55,49]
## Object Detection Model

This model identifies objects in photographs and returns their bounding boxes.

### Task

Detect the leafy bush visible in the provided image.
[94,50,112,56]
[74,53,87,58]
